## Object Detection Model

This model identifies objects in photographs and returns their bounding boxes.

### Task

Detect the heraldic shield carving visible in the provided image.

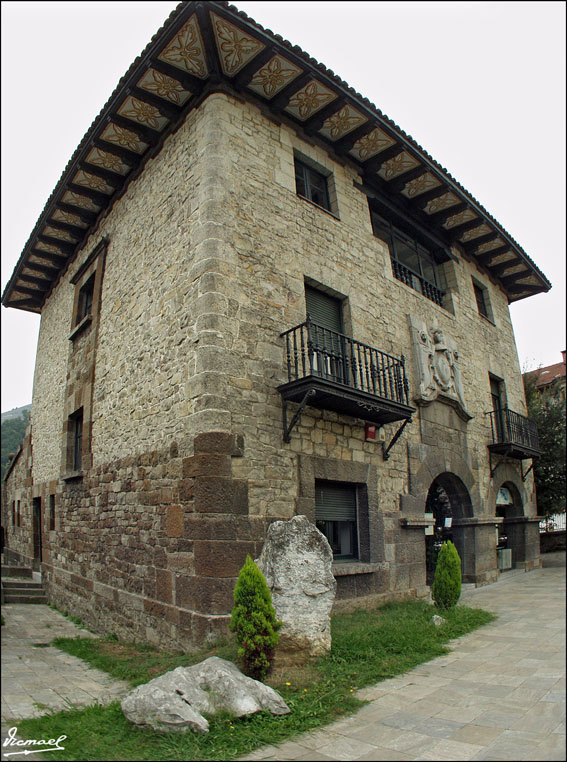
[409,315,472,421]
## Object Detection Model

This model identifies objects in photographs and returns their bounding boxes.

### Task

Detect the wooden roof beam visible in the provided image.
[489,258,523,277]
[129,86,182,122]
[11,284,46,299]
[232,46,276,89]
[446,218,485,242]
[270,72,313,113]
[148,58,207,94]
[30,248,68,269]
[506,283,544,295]
[36,235,75,255]
[427,202,469,227]
[5,298,41,311]
[195,2,223,82]
[362,143,405,177]
[19,273,52,288]
[76,161,125,189]
[462,232,499,253]
[54,201,98,225]
[475,246,511,266]
[43,219,86,239]
[66,182,113,207]
[333,121,380,154]
[499,271,532,287]
[303,97,349,136]
[412,184,451,210]
[110,115,161,147]
[25,261,60,278]
[388,165,429,194]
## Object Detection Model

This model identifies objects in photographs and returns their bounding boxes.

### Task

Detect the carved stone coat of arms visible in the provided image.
[409,315,471,420]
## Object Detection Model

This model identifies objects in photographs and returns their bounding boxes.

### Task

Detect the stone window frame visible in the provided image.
[293,151,340,219]
[297,455,380,567]
[315,480,359,560]
[472,277,495,324]
[69,239,107,341]
[49,494,56,532]
[62,407,87,480]
[370,209,447,308]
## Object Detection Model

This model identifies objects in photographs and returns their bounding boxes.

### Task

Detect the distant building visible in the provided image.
[524,352,566,405]
[1,1,550,649]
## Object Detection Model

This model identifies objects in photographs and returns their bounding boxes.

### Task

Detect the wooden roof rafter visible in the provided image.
[2,0,550,313]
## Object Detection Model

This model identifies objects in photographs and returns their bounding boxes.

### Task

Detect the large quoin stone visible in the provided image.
[121,656,290,733]
[256,515,336,660]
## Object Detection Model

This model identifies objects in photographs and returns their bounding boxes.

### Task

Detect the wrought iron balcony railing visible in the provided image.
[282,319,410,403]
[390,258,445,307]
[277,320,414,442]
[487,407,540,458]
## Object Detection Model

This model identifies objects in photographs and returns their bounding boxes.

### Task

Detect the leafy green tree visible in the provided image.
[1,410,30,478]
[523,374,566,516]
[431,541,461,609]
[230,555,282,681]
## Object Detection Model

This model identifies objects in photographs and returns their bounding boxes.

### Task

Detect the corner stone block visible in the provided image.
[166,505,184,538]
[156,568,173,604]
[175,575,234,614]
[194,431,236,455]
[194,540,256,577]
[194,477,248,515]
[183,453,232,478]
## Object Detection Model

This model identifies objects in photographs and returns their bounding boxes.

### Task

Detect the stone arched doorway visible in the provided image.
[425,472,473,584]
[495,482,525,569]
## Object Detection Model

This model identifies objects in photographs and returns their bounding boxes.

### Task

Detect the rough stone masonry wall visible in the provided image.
[22,96,271,646]
[6,90,537,644]
[196,93,536,601]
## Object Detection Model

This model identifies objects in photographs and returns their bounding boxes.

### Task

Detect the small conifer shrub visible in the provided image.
[229,555,282,680]
[431,540,462,608]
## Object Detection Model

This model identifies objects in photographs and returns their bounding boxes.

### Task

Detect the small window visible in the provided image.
[295,157,330,211]
[76,275,95,325]
[17,500,21,527]
[49,495,56,531]
[472,279,493,321]
[12,501,16,526]
[315,481,358,560]
[305,285,343,334]
[70,409,84,472]
[371,211,445,307]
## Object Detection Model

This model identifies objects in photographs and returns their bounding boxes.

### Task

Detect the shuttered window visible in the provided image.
[315,481,358,559]
[305,286,343,333]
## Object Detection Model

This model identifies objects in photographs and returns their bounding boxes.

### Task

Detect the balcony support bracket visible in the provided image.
[382,418,411,461]
[521,461,535,482]
[489,450,506,479]
[282,389,316,443]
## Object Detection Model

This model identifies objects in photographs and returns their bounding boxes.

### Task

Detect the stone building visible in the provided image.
[2,2,550,649]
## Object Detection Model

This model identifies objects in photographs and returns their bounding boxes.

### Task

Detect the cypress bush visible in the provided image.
[229,555,282,681]
[431,540,462,608]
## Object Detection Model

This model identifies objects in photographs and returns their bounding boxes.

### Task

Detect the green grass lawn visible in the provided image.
[13,600,494,761]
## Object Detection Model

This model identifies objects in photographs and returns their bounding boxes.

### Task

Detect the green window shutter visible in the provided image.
[315,481,356,522]
[305,286,343,333]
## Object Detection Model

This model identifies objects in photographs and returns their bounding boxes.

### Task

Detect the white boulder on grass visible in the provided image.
[256,514,337,660]
[121,656,290,733]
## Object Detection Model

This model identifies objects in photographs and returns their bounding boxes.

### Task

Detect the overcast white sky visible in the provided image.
[1,1,565,412]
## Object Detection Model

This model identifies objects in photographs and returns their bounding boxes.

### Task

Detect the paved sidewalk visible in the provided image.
[240,552,566,762]
[1,603,129,759]
[0,554,564,761]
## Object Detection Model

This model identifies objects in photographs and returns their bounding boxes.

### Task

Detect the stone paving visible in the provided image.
[1,601,129,760]
[0,553,564,761]
[239,552,566,762]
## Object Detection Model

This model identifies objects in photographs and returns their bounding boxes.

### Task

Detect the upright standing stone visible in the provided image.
[256,515,336,661]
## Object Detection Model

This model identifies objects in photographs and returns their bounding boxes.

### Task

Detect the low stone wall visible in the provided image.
[540,531,566,553]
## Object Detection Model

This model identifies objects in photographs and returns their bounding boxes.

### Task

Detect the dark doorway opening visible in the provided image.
[32,497,43,570]
[425,473,473,584]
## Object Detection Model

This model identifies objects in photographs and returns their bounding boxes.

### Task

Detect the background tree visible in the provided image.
[523,373,566,516]
[1,409,30,478]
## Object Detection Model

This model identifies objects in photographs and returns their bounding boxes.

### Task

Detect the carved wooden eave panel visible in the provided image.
[2,0,551,314]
